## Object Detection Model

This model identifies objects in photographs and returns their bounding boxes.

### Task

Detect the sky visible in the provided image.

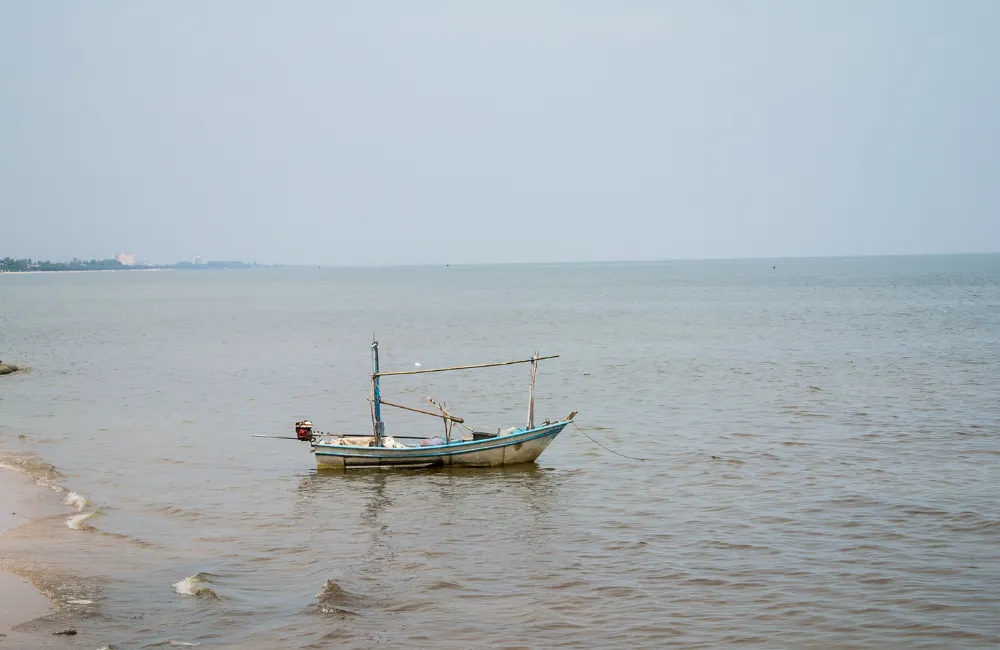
[1,1,998,265]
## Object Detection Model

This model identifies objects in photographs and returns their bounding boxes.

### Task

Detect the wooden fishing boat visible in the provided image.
[263,340,575,469]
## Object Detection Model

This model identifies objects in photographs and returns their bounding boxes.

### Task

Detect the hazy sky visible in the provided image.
[2,2,998,265]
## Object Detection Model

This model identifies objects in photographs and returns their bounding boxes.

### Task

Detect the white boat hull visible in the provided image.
[312,421,569,469]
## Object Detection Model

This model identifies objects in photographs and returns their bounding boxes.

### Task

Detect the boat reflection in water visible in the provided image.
[292,463,570,629]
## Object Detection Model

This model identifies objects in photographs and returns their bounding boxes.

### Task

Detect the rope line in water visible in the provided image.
[571,422,647,462]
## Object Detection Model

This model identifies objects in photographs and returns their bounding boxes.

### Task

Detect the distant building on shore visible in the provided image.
[115,253,137,266]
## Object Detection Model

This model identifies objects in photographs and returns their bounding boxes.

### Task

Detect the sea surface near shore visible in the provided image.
[1,255,999,648]
[0,461,61,642]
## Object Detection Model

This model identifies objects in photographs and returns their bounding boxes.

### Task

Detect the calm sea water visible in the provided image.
[1,256,999,649]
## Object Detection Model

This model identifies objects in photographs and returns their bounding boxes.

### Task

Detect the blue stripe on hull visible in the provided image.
[312,422,568,461]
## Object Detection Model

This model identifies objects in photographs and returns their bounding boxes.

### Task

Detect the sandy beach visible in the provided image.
[0,466,53,634]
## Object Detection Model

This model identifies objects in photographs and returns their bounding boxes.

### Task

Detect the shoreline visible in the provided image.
[0,464,56,633]
[0,268,170,275]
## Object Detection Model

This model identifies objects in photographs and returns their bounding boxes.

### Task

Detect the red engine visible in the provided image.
[295,420,314,441]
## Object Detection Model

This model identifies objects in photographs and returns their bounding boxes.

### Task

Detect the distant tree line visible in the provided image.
[1,257,266,272]
[0,257,128,272]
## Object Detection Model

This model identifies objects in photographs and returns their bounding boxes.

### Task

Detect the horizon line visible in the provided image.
[301,250,1000,269]
[4,250,998,270]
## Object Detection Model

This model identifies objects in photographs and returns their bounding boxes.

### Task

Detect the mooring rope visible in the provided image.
[571,421,647,462]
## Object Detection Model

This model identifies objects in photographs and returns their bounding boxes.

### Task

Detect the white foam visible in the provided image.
[172,573,219,600]
[66,511,97,530]
[64,491,90,511]
[172,575,201,596]
[67,599,93,605]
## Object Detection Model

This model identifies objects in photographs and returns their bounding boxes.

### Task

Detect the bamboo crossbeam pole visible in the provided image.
[377,398,465,423]
[375,355,559,377]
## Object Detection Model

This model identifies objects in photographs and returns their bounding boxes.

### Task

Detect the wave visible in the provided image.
[0,454,130,542]
[314,579,370,615]
[65,491,104,531]
[0,451,66,490]
[63,491,90,511]
[0,452,101,531]
[66,509,100,530]
[153,505,208,521]
[172,572,222,600]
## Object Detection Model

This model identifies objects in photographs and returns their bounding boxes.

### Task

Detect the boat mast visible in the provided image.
[526,351,538,430]
[371,339,384,445]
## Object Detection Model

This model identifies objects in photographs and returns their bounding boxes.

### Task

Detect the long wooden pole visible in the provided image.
[377,398,465,423]
[375,355,559,377]
[372,340,383,444]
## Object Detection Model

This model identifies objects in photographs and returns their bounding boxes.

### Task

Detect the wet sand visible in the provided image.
[0,466,53,633]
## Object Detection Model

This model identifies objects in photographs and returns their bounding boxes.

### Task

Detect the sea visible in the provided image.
[1,255,998,649]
